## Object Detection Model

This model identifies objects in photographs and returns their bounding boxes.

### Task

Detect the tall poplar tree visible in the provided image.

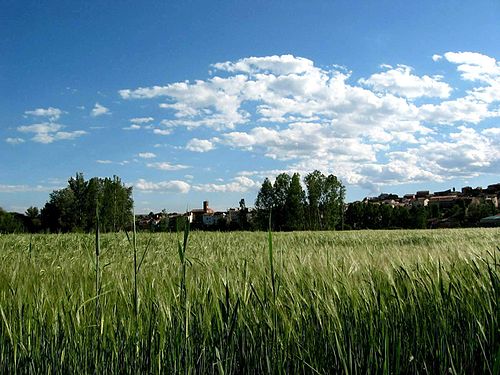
[273,173,291,230]
[255,178,274,230]
[285,173,305,230]
[304,170,345,230]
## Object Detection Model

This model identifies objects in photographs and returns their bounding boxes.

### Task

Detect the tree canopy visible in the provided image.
[41,173,133,232]
[254,170,345,231]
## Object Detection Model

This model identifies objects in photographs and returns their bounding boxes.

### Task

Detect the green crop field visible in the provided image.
[0,228,499,374]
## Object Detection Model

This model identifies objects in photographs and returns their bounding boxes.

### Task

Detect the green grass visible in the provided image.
[0,228,499,374]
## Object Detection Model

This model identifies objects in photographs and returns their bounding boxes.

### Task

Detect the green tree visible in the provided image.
[466,201,495,226]
[393,206,410,228]
[237,199,250,230]
[321,174,345,230]
[98,176,133,232]
[41,173,133,233]
[304,170,345,230]
[285,173,305,230]
[25,206,41,232]
[0,207,23,233]
[304,170,325,230]
[379,204,393,228]
[272,173,291,230]
[428,203,440,220]
[410,206,428,229]
[345,202,364,230]
[255,178,275,230]
[68,172,88,230]
[41,188,76,232]
[84,177,103,231]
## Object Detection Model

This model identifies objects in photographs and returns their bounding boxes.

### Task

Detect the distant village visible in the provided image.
[363,183,500,209]
[137,182,500,231]
[136,199,254,231]
[350,182,500,229]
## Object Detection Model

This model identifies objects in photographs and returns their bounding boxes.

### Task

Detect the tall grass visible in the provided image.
[0,228,499,373]
[95,206,101,373]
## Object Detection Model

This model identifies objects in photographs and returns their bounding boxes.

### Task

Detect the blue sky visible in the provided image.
[1,0,500,213]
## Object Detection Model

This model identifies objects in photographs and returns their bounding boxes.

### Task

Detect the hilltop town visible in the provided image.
[363,183,500,209]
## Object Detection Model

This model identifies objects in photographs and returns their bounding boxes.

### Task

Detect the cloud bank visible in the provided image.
[118,52,500,189]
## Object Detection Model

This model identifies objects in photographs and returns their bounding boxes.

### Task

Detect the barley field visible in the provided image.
[0,228,499,374]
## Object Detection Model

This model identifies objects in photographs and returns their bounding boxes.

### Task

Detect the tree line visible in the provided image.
[0,173,133,233]
[1,171,498,233]
[254,170,346,231]
[344,199,498,230]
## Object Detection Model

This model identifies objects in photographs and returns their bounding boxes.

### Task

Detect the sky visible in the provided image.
[1,0,500,214]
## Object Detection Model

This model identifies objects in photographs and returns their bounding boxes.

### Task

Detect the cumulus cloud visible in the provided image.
[192,176,260,193]
[91,103,110,117]
[420,126,498,172]
[146,162,189,170]
[220,122,379,162]
[212,54,315,75]
[130,117,154,124]
[482,127,500,137]
[25,107,63,121]
[118,52,500,188]
[123,124,141,130]
[444,51,500,83]
[135,179,190,193]
[0,184,55,193]
[337,125,500,187]
[153,128,172,135]
[17,122,86,144]
[18,123,62,133]
[418,96,492,124]
[5,137,25,145]
[186,138,214,152]
[359,65,451,99]
[138,152,157,159]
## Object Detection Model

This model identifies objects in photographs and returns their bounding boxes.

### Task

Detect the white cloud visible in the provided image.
[153,128,172,135]
[138,152,156,159]
[118,52,500,188]
[91,103,110,117]
[0,184,54,193]
[25,107,63,121]
[5,137,25,145]
[186,138,214,152]
[119,53,500,133]
[212,54,315,75]
[96,160,113,164]
[122,75,250,130]
[48,131,87,142]
[192,176,260,193]
[123,124,141,130]
[146,162,189,171]
[17,122,86,144]
[359,65,451,99]
[18,123,62,133]
[444,51,500,83]
[482,127,500,137]
[418,96,492,124]
[220,122,378,162]
[335,125,500,187]
[130,117,154,124]
[135,179,190,193]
